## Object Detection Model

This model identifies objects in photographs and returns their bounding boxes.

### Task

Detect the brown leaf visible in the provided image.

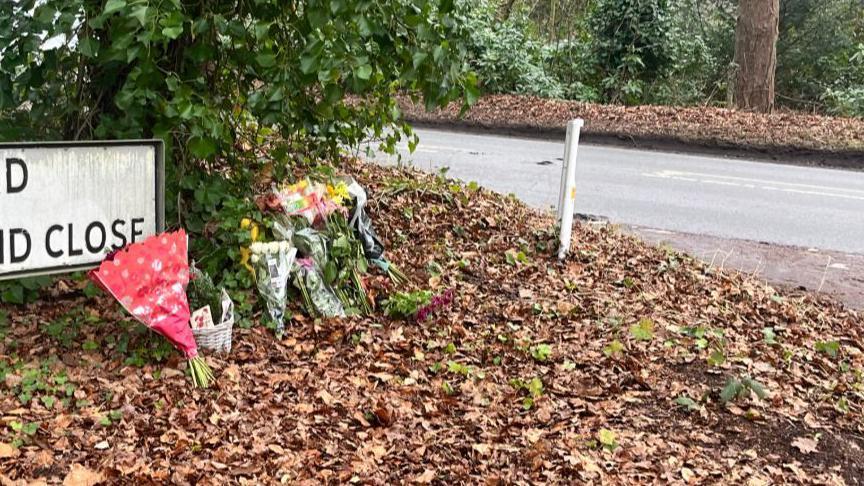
[472,443,491,455]
[63,464,104,486]
[413,469,436,484]
[0,443,19,459]
[791,436,818,454]
[372,403,395,427]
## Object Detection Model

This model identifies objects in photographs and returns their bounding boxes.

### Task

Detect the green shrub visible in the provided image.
[461,0,564,98]
[0,0,478,294]
[588,0,673,104]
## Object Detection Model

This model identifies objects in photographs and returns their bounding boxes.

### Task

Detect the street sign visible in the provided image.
[0,140,164,280]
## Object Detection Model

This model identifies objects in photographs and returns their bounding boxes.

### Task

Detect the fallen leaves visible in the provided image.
[399,93,864,155]
[0,443,19,459]
[792,436,819,455]
[2,161,863,484]
[62,464,104,486]
[413,469,436,483]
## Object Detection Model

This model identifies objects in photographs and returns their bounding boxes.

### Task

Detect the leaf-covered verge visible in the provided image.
[398,93,864,157]
[2,161,863,484]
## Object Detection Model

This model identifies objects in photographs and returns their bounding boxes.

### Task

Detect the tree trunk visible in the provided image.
[733,0,780,113]
[499,0,518,20]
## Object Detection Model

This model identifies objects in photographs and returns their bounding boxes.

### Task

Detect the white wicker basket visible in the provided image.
[192,290,235,354]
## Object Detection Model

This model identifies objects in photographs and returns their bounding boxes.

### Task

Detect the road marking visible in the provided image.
[396,143,489,155]
[643,170,864,202]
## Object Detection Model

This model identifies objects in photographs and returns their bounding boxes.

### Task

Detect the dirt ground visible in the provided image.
[624,225,864,310]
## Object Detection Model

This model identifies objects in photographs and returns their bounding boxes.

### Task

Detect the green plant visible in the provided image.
[0,0,478,293]
[382,291,433,319]
[603,340,625,357]
[629,318,655,341]
[762,327,778,345]
[8,421,39,437]
[720,375,767,404]
[429,361,444,374]
[510,377,544,410]
[447,360,471,376]
[597,428,619,452]
[0,277,53,305]
[188,267,225,324]
[505,249,530,266]
[675,395,701,413]
[529,344,552,362]
[4,359,76,407]
[815,340,841,358]
[707,349,726,367]
[460,0,564,98]
[589,0,672,104]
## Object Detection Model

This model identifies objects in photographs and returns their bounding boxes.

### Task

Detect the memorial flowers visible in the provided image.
[250,241,297,336]
[89,230,215,388]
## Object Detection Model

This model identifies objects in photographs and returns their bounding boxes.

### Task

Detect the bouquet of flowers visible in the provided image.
[293,258,346,318]
[89,230,215,388]
[322,211,372,314]
[277,179,346,225]
[342,177,407,284]
[250,241,297,336]
[188,265,224,326]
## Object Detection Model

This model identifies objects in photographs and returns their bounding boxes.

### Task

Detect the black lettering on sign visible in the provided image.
[5,158,27,193]
[111,219,128,250]
[46,224,63,258]
[10,228,31,263]
[67,224,82,256]
[85,221,106,253]
[131,218,144,243]
[0,229,3,264]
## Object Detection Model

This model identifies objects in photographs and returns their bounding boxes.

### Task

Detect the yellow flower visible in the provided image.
[239,218,262,275]
[283,179,308,194]
[327,182,350,206]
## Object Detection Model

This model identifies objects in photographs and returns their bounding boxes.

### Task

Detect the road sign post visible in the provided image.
[557,119,584,260]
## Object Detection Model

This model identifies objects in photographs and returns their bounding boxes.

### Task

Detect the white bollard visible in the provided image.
[557,119,584,260]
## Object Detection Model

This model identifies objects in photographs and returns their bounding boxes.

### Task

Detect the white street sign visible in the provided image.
[0,141,164,280]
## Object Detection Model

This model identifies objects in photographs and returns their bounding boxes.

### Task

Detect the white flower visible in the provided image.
[267,242,280,253]
[250,242,264,253]
[250,254,260,264]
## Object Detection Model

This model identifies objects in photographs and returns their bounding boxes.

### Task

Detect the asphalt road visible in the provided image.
[372,127,864,254]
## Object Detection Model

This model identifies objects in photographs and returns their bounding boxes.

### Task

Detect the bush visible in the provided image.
[0,0,478,292]
[822,86,864,118]
[461,0,564,98]
[777,0,864,112]
[588,0,673,104]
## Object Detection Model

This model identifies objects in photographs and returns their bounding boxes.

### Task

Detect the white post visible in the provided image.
[557,119,584,260]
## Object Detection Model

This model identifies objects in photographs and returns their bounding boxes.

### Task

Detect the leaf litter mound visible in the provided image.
[2,161,864,485]
[399,94,864,157]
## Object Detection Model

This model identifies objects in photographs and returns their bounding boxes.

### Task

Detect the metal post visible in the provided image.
[557,119,584,260]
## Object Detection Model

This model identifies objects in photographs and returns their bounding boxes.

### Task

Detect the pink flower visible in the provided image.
[416,289,454,322]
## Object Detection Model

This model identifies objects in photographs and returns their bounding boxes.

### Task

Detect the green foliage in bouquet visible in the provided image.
[323,213,371,315]
[188,266,223,324]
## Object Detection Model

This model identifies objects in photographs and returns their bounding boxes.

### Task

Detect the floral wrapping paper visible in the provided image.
[89,230,199,359]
